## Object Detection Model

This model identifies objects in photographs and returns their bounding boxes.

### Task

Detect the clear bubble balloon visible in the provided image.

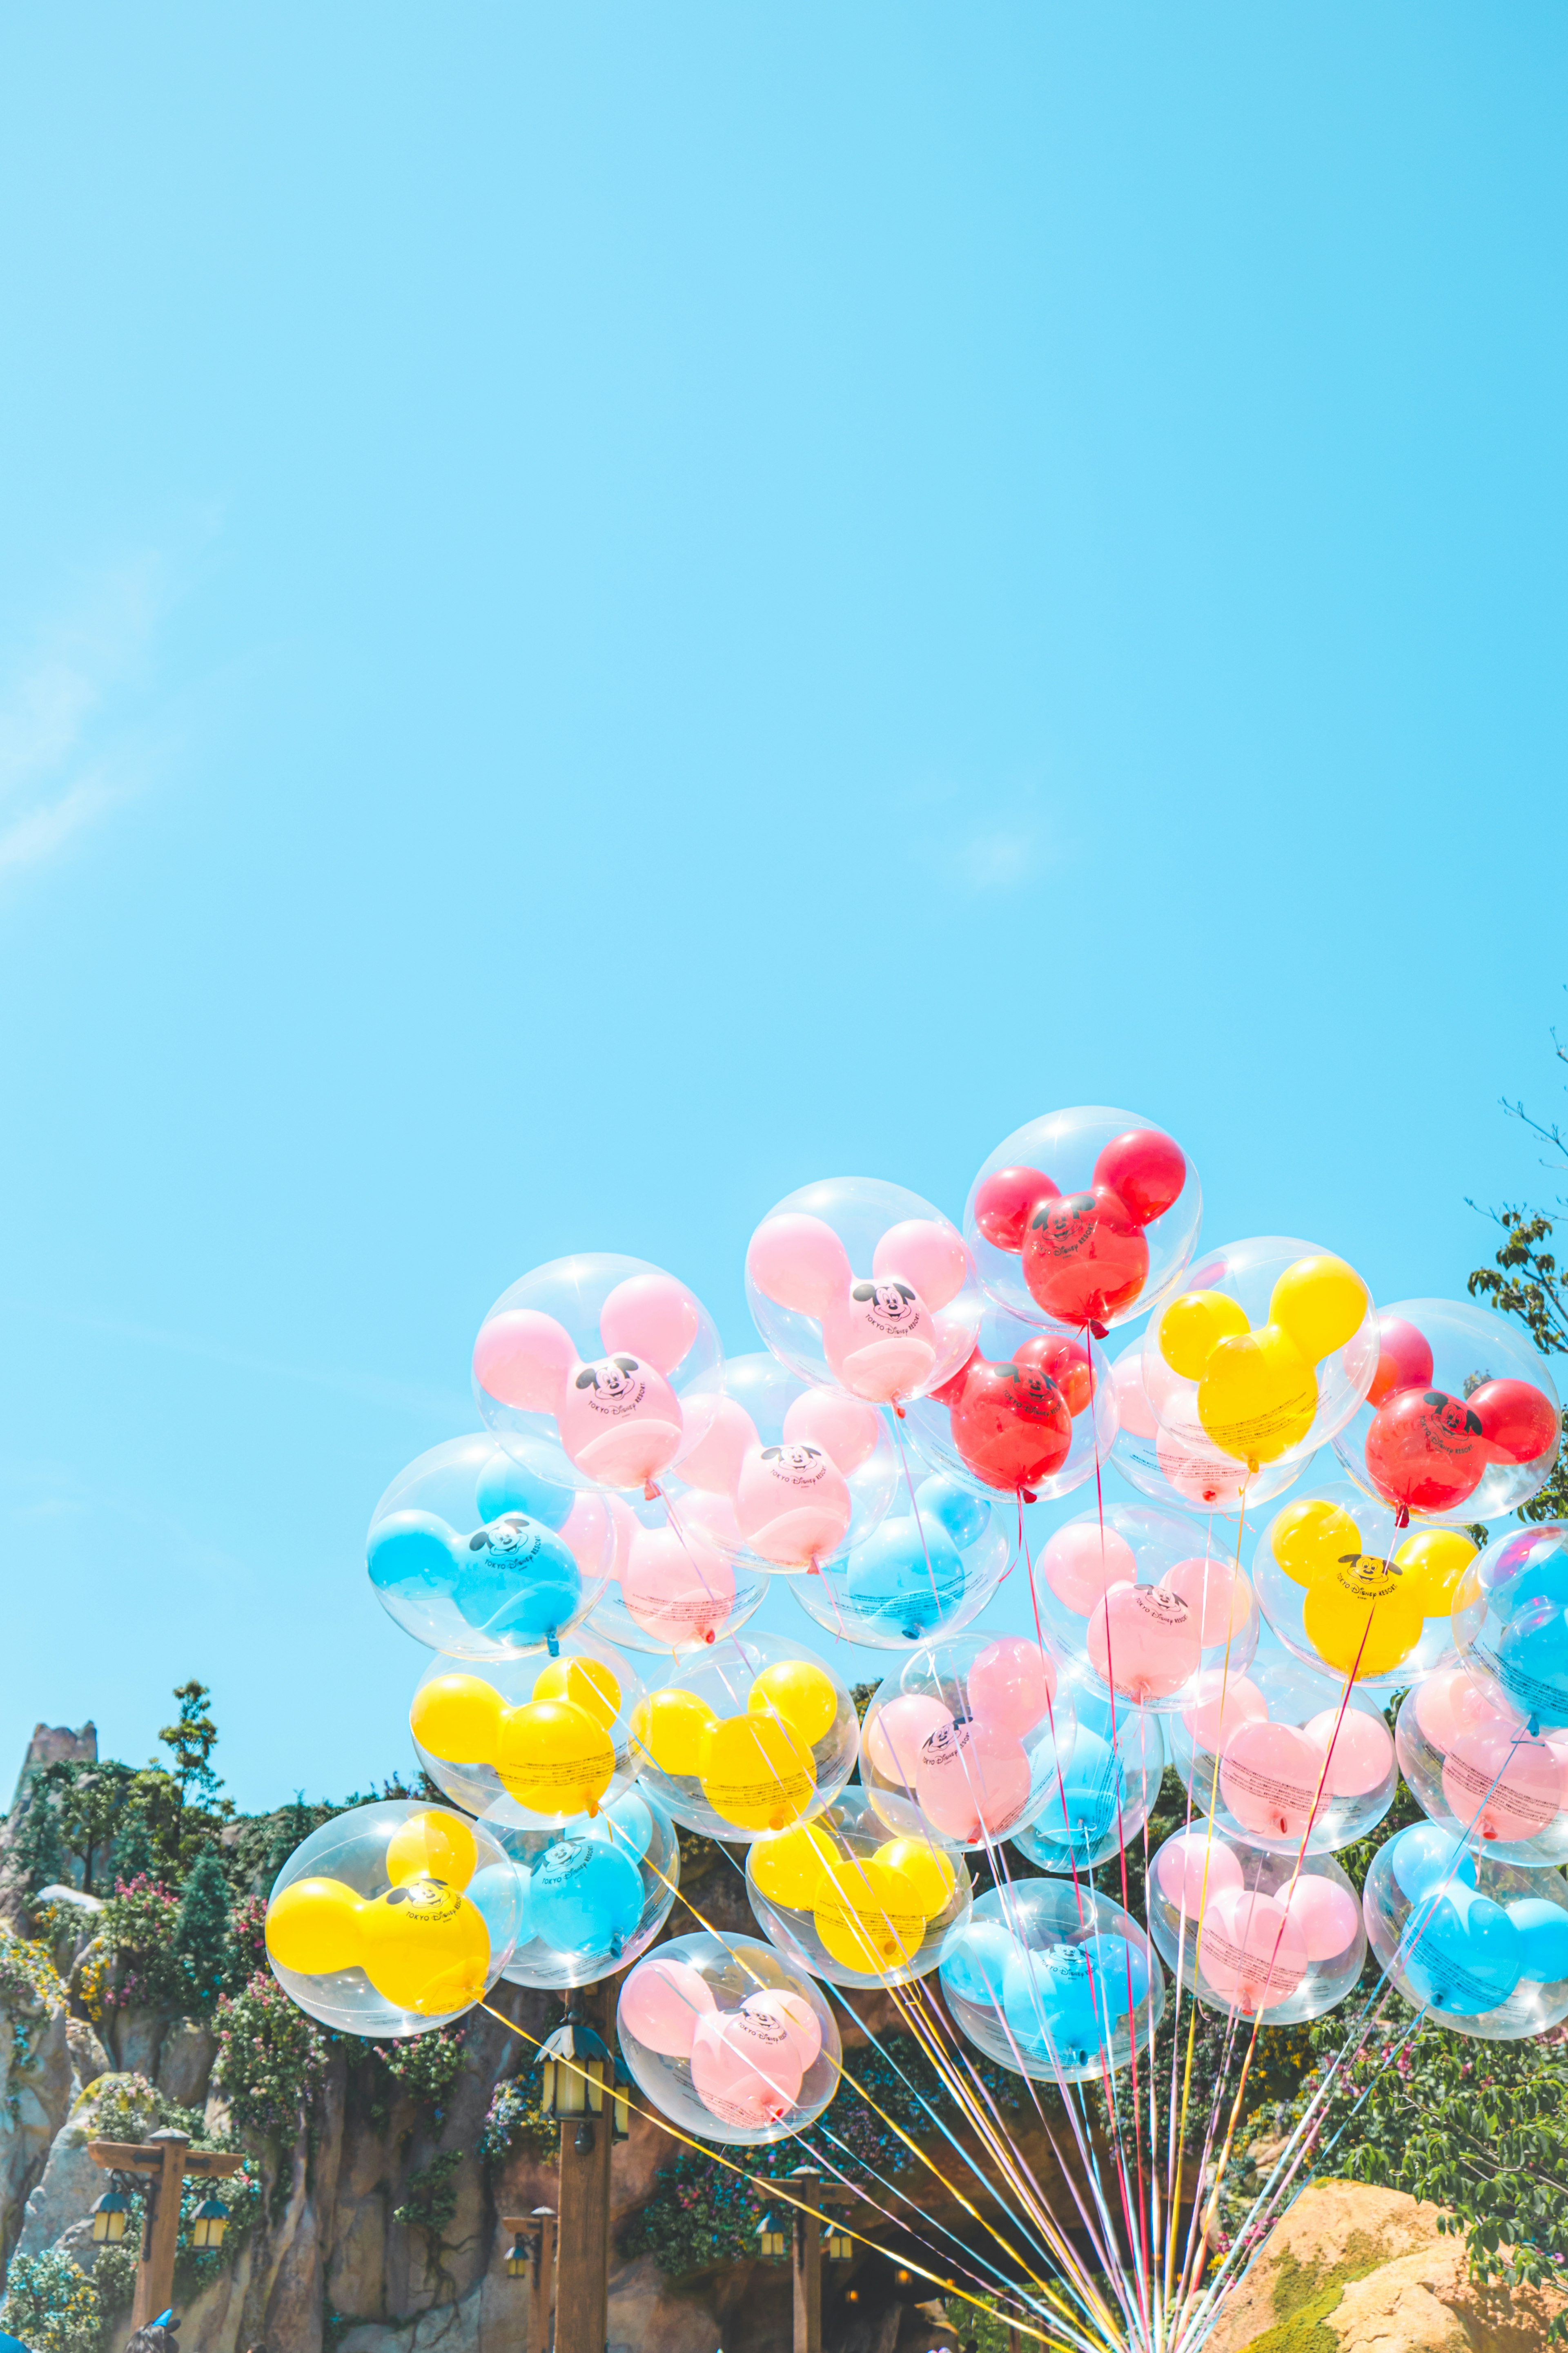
[1143,1237,1378,1478]
[585,1488,771,1657]
[904,1300,1118,1507]
[367,1436,617,1657]
[628,1632,859,1843]
[746,1784,971,1987]
[479,1784,680,1989]
[940,1878,1163,2083]
[1035,1502,1258,1715]
[1146,1821,1364,2022]
[1011,1682,1165,1874]
[1332,1300,1560,1526]
[1254,1483,1468,1693]
[791,1472,1011,1649]
[472,1254,722,1494]
[964,1106,1200,1338]
[1364,1826,1568,2039]
[861,1632,1075,1850]
[745,1178,982,1406]
[1109,1336,1301,1517]
[1452,1523,1568,1736]
[1167,1628,1397,1855]
[1395,1670,1568,1866]
[617,1931,841,2146]
[265,1800,521,2035]
[410,1635,646,1827]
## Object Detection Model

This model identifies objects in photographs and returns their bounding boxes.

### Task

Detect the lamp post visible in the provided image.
[500,2206,557,2353]
[87,2127,245,2329]
[534,1981,630,2353]
[788,2164,823,2353]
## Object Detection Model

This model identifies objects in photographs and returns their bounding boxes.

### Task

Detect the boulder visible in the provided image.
[1331,2242,1568,2353]
[14,2072,160,2267]
[65,2016,112,2097]
[157,2016,218,2108]
[0,1941,73,2264]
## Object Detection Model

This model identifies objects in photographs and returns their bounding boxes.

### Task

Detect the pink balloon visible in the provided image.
[556,1354,684,1487]
[966,1637,1057,1737]
[680,1488,744,1551]
[1087,1585,1201,1701]
[1044,1523,1137,1616]
[1414,1668,1491,1752]
[782,1387,882,1475]
[1111,1351,1160,1441]
[619,1956,717,2057]
[1442,1724,1566,1843]
[742,1987,823,2070]
[600,1273,701,1378]
[1183,1671,1267,1755]
[735,1443,852,1567]
[473,1309,575,1414]
[1280,1875,1360,1962]
[915,1720,1032,1840]
[1200,1890,1306,2013]
[1154,1429,1250,1509]
[820,1285,940,1404]
[675,1396,759,1496]
[690,2008,804,2126]
[1160,1555,1251,1647]
[864,1694,954,1785]
[748,1214,853,1317]
[1156,1829,1243,1920]
[1303,1706,1394,1798]
[1219,1721,1327,1839]
[622,1526,737,1645]
[561,1492,615,1581]
[873,1218,969,1312]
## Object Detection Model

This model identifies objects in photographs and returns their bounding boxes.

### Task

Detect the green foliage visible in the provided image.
[90,2238,139,2315]
[173,1848,235,2015]
[1467,1027,1568,1522]
[213,1968,330,2135]
[0,1929,65,2014]
[89,2070,165,2142]
[0,2247,102,2352]
[393,2147,465,2248]
[96,1876,199,2012]
[371,2021,470,2117]
[160,1678,225,1802]
[942,2296,1027,2353]
[479,2072,558,2163]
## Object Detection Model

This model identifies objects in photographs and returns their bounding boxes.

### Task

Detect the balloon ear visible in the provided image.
[873,1218,969,1309]
[473,1309,575,1413]
[600,1272,702,1375]
[368,1511,461,1599]
[1092,1130,1187,1228]
[782,1387,882,1473]
[1268,1255,1369,1367]
[675,1394,759,1494]
[1156,1289,1250,1381]
[747,1213,852,1316]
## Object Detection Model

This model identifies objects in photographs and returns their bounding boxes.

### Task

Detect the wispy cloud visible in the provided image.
[0,550,182,880]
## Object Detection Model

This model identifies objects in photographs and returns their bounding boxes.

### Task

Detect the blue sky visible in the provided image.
[1,6,1565,1811]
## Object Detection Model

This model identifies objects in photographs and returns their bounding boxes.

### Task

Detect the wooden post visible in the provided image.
[89,2130,244,2330]
[553,1980,613,2353]
[501,2207,557,2353]
[791,2165,822,2353]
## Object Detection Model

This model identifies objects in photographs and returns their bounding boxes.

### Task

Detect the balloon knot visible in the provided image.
[1090,1321,1110,1341]
[546,1631,561,1658]
[704,1629,716,1644]
[894,1403,906,1420]
[644,1480,661,1501]
[1022,1489,1038,1506]
[1394,1505,1410,1530]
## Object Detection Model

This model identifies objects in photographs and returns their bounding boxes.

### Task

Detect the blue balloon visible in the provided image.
[1405,1884,1523,2014]
[585,1789,655,1862]
[529,1839,644,1958]
[475,1451,574,1532]
[1506,1896,1568,1984]
[940,1920,1021,2004]
[1390,1823,1478,1904]
[1493,1589,1568,1733]
[1038,1729,1119,1846]
[368,1510,461,1601]
[455,1515,582,1642]
[915,1474,991,1551]
[845,1518,967,1637]
[1002,1944,1101,2063]
[469,1860,527,1950]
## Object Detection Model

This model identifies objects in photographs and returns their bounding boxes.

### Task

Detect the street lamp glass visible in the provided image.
[91,2188,129,2245]
[506,2235,528,2278]
[191,2194,230,2250]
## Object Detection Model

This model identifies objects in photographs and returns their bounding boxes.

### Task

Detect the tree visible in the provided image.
[1468,1022,1568,1521]
[159,1679,225,1804]
[172,1849,234,2014]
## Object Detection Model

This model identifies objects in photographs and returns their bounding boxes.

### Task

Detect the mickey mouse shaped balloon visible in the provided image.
[1363,1825,1568,2041]
[965,1108,1200,1338]
[1254,1483,1474,1691]
[1147,1824,1365,2022]
[1108,1336,1302,1517]
[1331,1298,1560,1526]
[906,1299,1118,1507]
[472,1255,722,1494]
[617,1931,841,2146]
[745,1180,981,1406]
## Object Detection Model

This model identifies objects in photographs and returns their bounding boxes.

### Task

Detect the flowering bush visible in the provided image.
[479,2073,557,2163]
[213,1969,330,2135]
[373,2021,470,2117]
[96,1876,193,2011]
[0,2248,102,2352]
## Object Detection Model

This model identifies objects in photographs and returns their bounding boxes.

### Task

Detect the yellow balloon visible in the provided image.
[751,1822,839,1910]
[532,1656,622,1728]
[814,1858,926,1973]
[1392,1528,1477,1617]
[1268,1255,1369,1366]
[1198,1324,1316,1467]
[410,1673,504,1765]
[700,1713,816,1832]
[497,1699,616,1815]
[873,1838,958,1919]
[357,1879,491,2014]
[631,1688,719,1777]
[387,1810,478,1891]
[265,1876,364,1976]
[1158,1289,1251,1380]
[1302,1557,1425,1677]
[1267,1499,1366,1589]
[748,1660,837,1749]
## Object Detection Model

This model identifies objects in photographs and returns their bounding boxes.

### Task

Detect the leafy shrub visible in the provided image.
[87,2071,163,2143]
[172,1849,236,2015]
[0,2248,102,2352]
[373,2021,469,2116]
[213,1969,330,2134]
[96,1876,192,2012]
[91,2239,138,2315]
[479,2073,557,2163]
[393,2148,465,2249]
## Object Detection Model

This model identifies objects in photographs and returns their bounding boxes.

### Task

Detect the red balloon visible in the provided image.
[1020,1187,1149,1330]
[1091,1129,1186,1228]
[948,1358,1072,1493]
[927,1345,979,1411]
[1468,1378,1559,1466]
[1363,1388,1484,1514]
[973,1165,1058,1253]
[1366,1316,1435,1408]
[1013,1332,1095,1418]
